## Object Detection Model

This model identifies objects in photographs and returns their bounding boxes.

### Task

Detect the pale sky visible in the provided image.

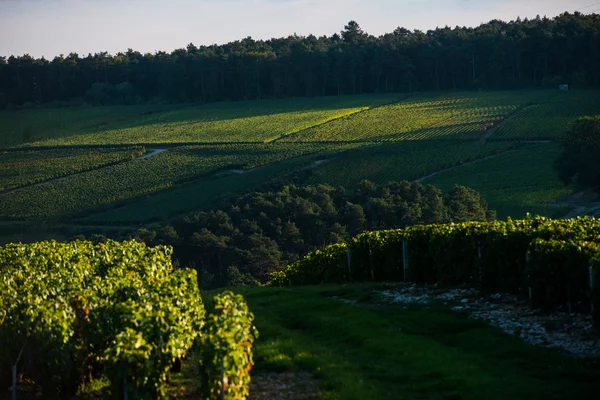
[0,0,592,58]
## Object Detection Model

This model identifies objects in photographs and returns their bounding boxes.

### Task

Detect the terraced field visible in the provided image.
[0,89,591,226]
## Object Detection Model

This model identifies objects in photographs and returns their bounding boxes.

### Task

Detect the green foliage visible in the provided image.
[527,239,596,313]
[555,114,600,192]
[0,240,205,397]
[424,142,573,219]
[121,180,493,287]
[0,147,143,191]
[491,90,600,140]
[200,291,258,400]
[268,217,600,327]
[283,91,550,142]
[306,140,516,187]
[5,95,400,147]
[0,144,338,219]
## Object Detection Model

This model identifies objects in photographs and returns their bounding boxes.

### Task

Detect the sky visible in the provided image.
[0,0,593,58]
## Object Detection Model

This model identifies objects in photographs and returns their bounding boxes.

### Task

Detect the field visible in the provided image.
[0,89,597,231]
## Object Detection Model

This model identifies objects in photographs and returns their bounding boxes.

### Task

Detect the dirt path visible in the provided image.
[547,189,600,218]
[139,148,167,159]
[415,151,516,183]
[218,158,332,176]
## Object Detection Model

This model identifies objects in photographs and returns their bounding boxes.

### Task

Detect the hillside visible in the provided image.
[0,89,598,239]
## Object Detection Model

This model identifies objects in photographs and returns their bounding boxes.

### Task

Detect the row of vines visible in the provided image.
[269,216,600,327]
[0,240,257,399]
[0,143,343,219]
[283,90,551,142]
[0,147,145,192]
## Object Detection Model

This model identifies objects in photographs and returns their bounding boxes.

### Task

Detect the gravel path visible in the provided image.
[375,284,600,358]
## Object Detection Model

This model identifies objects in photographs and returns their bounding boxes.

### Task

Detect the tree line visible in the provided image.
[93,181,495,288]
[1,12,599,108]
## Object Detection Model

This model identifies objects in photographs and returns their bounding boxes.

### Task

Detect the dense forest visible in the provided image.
[99,181,495,287]
[0,12,599,108]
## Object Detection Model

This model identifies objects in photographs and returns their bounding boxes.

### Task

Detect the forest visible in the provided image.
[0,12,599,107]
[107,181,495,288]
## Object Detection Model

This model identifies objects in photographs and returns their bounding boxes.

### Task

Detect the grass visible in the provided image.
[423,142,573,219]
[221,284,600,400]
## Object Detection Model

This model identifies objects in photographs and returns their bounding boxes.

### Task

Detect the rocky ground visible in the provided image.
[376,283,600,358]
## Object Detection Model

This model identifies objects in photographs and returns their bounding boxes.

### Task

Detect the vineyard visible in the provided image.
[281,90,554,142]
[7,94,403,147]
[0,143,346,219]
[491,90,600,140]
[269,216,600,327]
[423,142,573,218]
[0,88,594,227]
[305,140,517,188]
[0,240,256,398]
[0,147,144,192]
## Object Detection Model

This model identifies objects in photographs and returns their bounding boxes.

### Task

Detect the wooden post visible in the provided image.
[12,365,16,400]
[526,251,533,308]
[220,356,225,400]
[477,245,483,290]
[591,261,596,316]
[402,240,409,282]
[347,247,352,283]
[369,243,374,281]
[123,377,128,400]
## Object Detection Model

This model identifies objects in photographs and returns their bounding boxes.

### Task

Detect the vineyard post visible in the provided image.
[526,251,533,308]
[477,245,483,291]
[12,343,25,400]
[12,365,16,400]
[591,260,596,317]
[220,356,225,400]
[346,247,352,283]
[368,242,374,281]
[402,240,409,282]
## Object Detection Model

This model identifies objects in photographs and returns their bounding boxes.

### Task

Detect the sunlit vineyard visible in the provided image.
[9,94,403,147]
[0,147,143,191]
[0,143,349,219]
[0,89,589,224]
[282,90,554,142]
[0,240,256,398]
[0,104,178,147]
